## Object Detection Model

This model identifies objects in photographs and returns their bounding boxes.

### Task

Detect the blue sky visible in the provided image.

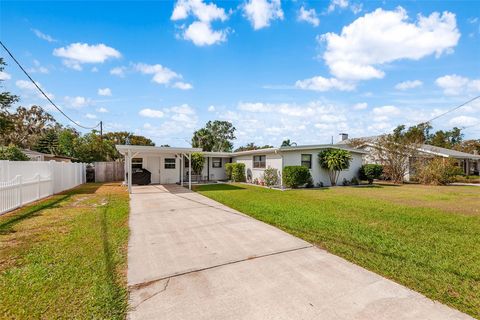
[1,0,479,147]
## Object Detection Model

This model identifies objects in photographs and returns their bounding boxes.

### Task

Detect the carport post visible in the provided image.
[127,150,132,193]
[188,152,192,190]
[180,153,184,187]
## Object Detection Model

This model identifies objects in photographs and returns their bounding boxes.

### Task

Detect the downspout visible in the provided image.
[207,157,210,181]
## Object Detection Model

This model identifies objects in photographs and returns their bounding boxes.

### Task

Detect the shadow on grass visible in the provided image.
[99,196,127,317]
[0,195,69,235]
[194,184,246,192]
[0,183,103,235]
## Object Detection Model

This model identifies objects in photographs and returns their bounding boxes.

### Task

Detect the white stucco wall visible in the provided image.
[233,153,282,182]
[282,149,363,186]
[139,154,180,184]
[200,157,230,181]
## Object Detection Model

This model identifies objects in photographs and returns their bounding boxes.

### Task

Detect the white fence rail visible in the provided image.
[0,160,86,215]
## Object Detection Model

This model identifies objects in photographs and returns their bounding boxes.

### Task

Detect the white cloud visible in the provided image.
[53,43,121,70]
[134,63,193,89]
[353,102,368,110]
[169,104,195,115]
[171,0,228,22]
[134,63,180,84]
[139,108,165,118]
[97,107,109,113]
[243,0,283,30]
[295,76,355,92]
[97,88,112,96]
[183,21,227,46]
[110,66,126,77]
[208,105,216,112]
[16,80,54,100]
[298,6,319,27]
[395,80,423,90]
[31,29,57,42]
[435,74,480,95]
[172,81,193,90]
[64,96,91,108]
[372,105,401,122]
[449,115,478,127]
[0,71,11,80]
[238,102,273,112]
[327,0,349,13]
[171,0,229,46]
[28,59,49,74]
[321,7,460,80]
[85,113,97,119]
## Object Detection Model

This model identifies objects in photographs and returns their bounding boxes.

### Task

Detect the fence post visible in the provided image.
[18,175,23,206]
[0,160,8,181]
[49,161,55,195]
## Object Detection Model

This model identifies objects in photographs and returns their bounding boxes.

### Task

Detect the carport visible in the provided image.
[116,145,202,193]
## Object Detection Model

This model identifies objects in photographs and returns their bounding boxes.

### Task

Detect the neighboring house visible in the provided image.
[22,149,74,163]
[337,135,480,180]
[116,144,366,191]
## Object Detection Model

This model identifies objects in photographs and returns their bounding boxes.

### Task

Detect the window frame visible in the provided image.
[164,158,176,169]
[301,154,312,169]
[132,158,143,169]
[212,157,222,168]
[253,155,266,169]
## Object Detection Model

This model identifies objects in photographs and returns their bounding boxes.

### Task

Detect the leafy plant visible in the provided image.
[0,144,29,161]
[191,152,205,175]
[263,168,279,187]
[318,148,352,186]
[414,157,463,185]
[225,163,245,182]
[282,166,311,188]
[359,164,383,184]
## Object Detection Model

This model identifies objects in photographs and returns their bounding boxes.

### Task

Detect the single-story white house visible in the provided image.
[337,135,480,180]
[116,144,366,192]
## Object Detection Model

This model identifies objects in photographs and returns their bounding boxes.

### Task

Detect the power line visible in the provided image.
[0,40,101,130]
[423,95,480,124]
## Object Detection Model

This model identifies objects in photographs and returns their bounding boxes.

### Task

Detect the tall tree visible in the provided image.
[427,127,463,149]
[191,120,236,152]
[104,131,155,146]
[0,58,19,137]
[33,128,60,155]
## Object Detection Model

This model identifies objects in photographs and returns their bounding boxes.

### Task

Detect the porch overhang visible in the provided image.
[116,145,202,193]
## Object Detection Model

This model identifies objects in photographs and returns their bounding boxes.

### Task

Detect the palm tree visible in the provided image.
[281,139,297,147]
[318,148,352,186]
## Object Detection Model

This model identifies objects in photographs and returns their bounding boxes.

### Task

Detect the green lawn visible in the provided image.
[195,183,480,318]
[0,183,129,319]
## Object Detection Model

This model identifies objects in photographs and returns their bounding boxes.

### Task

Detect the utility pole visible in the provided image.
[100,121,103,141]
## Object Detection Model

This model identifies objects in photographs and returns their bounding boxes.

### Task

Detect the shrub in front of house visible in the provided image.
[263,168,279,187]
[225,163,246,182]
[414,157,463,185]
[359,164,383,184]
[282,166,312,188]
[0,144,29,161]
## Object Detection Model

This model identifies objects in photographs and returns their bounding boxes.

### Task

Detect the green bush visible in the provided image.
[283,166,311,188]
[263,168,279,186]
[226,163,245,182]
[0,145,29,161]
[359,164,383,184]
[225,163,233,180]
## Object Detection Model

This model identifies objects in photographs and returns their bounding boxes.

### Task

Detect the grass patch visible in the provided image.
[0,183,129,319]
[195,183,480,318]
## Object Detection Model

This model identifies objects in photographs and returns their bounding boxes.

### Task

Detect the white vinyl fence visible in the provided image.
[0,160,86,215]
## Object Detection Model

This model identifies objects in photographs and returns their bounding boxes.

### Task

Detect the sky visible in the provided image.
[1,0,479,148]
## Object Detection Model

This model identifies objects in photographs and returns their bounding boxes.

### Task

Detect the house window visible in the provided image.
[301,154,312,169]
[253,155,266,169]
[132,158,143,169]
[212,157,222,168]
[164,158,176,169]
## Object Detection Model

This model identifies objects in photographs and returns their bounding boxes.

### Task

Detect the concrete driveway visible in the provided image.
[127,185,472,320]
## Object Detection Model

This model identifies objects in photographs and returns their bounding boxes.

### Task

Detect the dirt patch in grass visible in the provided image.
[0,182,129,319]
